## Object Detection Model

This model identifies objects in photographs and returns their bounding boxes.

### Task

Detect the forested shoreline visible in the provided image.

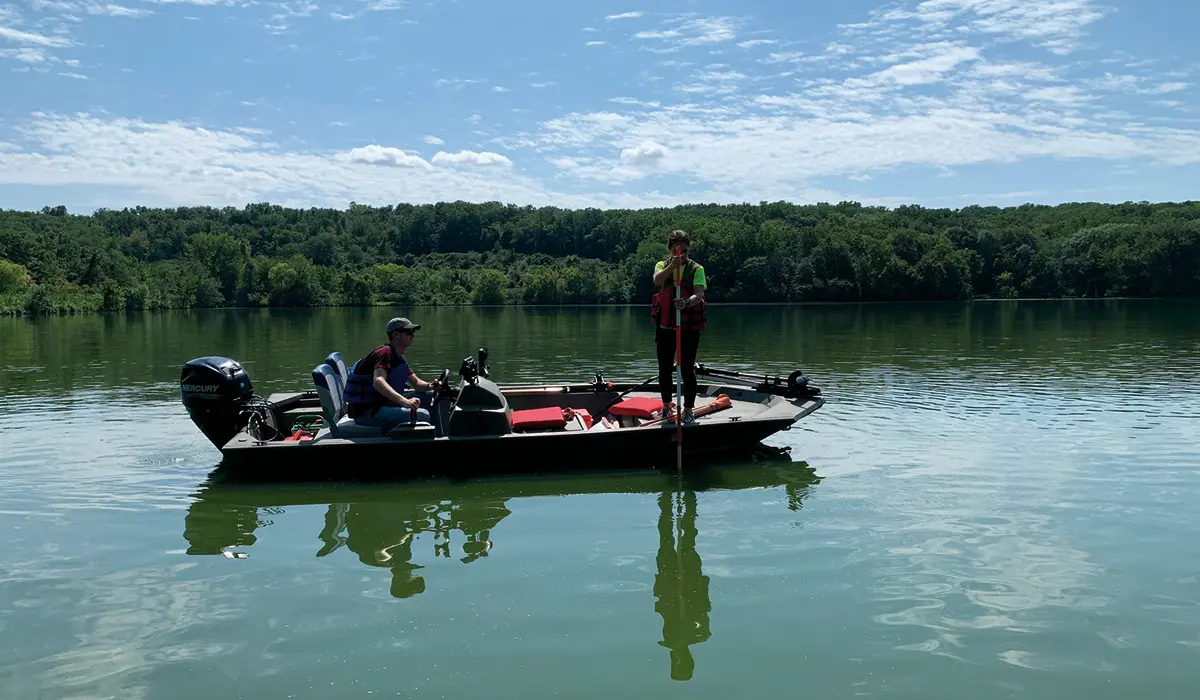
[2,199,1198,316]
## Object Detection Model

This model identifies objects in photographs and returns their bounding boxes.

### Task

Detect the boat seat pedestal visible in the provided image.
[388,423,437,441]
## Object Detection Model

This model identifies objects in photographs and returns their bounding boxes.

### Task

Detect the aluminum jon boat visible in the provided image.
[179,346,825,480]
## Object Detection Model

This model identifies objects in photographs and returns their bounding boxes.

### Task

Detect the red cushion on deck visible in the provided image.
[510,406,568,432]
[609,396,664,419]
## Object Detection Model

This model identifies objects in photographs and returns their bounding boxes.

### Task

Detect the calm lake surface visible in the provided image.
[2,301,1199,699]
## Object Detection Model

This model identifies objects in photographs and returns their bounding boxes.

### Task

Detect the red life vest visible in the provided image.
[651,259,707,331]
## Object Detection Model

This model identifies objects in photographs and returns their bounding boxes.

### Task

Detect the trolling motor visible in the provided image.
[694,364,821,399]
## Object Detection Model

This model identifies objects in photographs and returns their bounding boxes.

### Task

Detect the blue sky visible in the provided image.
[0,0,1197,213]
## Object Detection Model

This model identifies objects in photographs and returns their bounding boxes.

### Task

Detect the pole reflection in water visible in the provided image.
[180,460,821,680]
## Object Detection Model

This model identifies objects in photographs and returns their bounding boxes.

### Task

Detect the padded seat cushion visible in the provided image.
[312,364,345,432]
[324,351,349,388]
[608,396,664,419]
[510,406,568,432]
[335,415,387,438]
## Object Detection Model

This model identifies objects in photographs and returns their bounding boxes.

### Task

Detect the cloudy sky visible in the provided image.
[0,0,1196,213]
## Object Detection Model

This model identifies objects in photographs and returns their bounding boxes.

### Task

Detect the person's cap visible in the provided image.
[385,317,421,335]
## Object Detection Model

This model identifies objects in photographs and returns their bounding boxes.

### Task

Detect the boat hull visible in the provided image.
[211,382,823,482]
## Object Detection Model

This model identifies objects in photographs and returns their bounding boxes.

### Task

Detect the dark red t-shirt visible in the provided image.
[346,345,411,418]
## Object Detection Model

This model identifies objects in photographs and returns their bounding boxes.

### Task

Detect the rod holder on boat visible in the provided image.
[694,363,821,399]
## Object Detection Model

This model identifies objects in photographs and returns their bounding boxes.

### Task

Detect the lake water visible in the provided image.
[2,301,1199,699]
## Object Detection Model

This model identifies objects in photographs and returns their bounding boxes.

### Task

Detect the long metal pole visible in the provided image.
[674,246,683,476]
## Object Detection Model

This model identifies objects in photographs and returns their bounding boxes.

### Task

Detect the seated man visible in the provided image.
[344,317,444,435]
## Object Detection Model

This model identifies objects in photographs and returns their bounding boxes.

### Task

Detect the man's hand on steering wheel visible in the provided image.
[428,368,452,406]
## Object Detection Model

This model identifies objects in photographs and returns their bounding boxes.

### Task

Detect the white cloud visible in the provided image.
[267,0,319,31]
[431,150,513,168]
[1023,85,1091,106]
[586,41,607,47]
[142,0,233,5]
[0,27,72,47]
[0,113,737,210]
[969,60,1062,82]
[509,7,1200,196]
[902,0,1110,55]
[336,145,432,168]
[435,77,482,88]
[2,0,1199,213]
[605,11,643,21]
[619,140,668,168]
[633,16,739,52]
[1,47,54,63]
[85,3,153,17]
[550,156,583,170]
[58,71,87,79]
[364,0,404,11]
[609,97,661,107]
[865,43,981,86]
[1146,82,1189,95]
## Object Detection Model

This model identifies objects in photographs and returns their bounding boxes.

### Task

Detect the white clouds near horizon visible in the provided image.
[0,0,1197,212]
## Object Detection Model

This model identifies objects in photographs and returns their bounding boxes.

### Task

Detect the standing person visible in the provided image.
[344,316,444,434]
[651,229,707,424]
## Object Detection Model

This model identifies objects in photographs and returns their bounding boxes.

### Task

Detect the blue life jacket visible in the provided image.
[344,345,411,407]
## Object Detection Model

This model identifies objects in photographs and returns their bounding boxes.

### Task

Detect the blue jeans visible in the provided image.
[354,392,443,436]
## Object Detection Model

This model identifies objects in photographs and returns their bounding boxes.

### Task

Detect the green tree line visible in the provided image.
[2,199,1198,315]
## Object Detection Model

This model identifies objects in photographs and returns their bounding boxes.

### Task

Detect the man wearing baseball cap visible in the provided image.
[343,316,444,434]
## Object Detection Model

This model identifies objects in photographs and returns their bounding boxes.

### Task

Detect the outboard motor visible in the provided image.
[447,350,510,437]
[180,356,255,449]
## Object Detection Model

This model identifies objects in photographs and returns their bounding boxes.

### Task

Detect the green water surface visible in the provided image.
[1,301,1198,699]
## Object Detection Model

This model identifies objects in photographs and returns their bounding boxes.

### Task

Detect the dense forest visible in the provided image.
[2,199,1198,315]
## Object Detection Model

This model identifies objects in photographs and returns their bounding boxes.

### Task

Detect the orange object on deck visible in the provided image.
[640,394,732,427]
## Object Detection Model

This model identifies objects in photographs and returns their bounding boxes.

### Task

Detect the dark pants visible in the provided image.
[656,326,701,410]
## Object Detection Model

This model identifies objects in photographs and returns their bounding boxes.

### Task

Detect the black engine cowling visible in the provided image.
[181,356,254,449]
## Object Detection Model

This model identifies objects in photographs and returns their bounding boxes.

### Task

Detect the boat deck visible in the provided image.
[262,381,792,440]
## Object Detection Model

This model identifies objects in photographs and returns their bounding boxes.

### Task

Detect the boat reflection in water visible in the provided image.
[181,458,821,680]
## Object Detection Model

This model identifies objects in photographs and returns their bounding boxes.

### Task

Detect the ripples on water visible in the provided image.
[2,302,1200,698]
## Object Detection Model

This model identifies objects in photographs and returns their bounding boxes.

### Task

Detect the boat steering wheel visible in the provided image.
[429,368,451,407]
